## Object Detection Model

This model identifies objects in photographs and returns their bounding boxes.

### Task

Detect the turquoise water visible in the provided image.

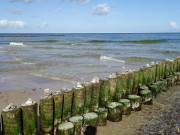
[0,33,180,90]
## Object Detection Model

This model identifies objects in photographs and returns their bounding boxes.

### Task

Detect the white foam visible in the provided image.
[3,103,17,112]
[9,42,24,46]
[20,62,36,65]
[100,56,125,63]
[91,77,99,83]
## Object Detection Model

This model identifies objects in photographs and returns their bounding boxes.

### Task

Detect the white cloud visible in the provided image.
[0,19,26,29]
[9,8,22,15]
[54,8,61,14]
[91,3,110,15]
[170,21,178,29]
[39,22,48,29]
[8,0,42,3]
[58,0,93,4]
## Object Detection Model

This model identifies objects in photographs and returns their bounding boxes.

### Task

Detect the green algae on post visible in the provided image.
[108,73,117,102]
[133,70,139,94]
[90,77,100,111]
[1,104,22,135]
[127,70,134,95]
[139,90,153,105]
[83,112,99,127]
[119,99,131,115]
[107,102,123,122]
[53,91,63,127]
[21,98,37,135]
[128,95,142,111]
[72,83,85,116]
[149,84,160,97]
[39,89,54,135]
[94,108,108,126]
[57,122,74,135]
[83,82,92,113]
[62,88,73,121]
[115,73,124,101]
[99,79,110,107]
[68,116,83,135]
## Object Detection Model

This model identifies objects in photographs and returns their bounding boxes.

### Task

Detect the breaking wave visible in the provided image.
[100,56,125,63]
[9,42,25,46]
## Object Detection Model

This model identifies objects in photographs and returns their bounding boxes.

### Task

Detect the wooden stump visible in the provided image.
[119,99,131,115]
[83,82,92,113]
[107,102,123,122]
[94,108,108,126]
[21,99,37,135]
[1,104,22,135]
[139,90,153,105]
[128,95,142,111]
[68,116,83,135]
[57,122,74,135]
[83,112,99,127]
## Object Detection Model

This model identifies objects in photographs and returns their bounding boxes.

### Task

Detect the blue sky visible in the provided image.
[0,0,180,33]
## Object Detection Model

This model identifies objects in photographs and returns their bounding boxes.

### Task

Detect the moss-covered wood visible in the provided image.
[83,112,99,127]
[68,116,83,135]
[165,61,171,78]
[94,108,108,126]
[149,84,160,97]
[138,68,143,87]
[128,95,142,111]
[83,82,92,113]
[133,70,139,94]
[108,75,117,102]
[156,63,160,81]
[99,79,110,107]
[62,89,73,121]
[1,107,22,135]
[139,85,149,91]
[90,82,100,111]
[53,91,63,127]
[39,95,54,135]
[107,102,123,122]
[21,102,37,135]
[119,99,131,115]
[72,87,85,116]
[121,73,128,98]
[142,67,148,85]
[127,71,134,95]
[139,90,153,105]
[57,122,74,135]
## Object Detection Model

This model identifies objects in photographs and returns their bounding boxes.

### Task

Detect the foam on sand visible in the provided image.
[100,56,125,63]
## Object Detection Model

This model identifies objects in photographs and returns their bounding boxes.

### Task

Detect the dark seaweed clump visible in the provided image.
[123,40,165,44]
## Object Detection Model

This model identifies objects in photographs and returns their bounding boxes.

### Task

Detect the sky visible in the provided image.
[0,0,180,33]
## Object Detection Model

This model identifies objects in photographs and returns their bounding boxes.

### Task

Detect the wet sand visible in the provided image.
[97,85,180,135]
[0,85,179,135]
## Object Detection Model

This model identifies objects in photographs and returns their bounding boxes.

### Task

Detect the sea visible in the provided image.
[0,33,180,90]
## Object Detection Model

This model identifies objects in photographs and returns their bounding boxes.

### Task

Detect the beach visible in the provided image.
[0,84,179,134]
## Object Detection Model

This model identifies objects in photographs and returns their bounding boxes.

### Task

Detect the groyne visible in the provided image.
[0,56,180,135]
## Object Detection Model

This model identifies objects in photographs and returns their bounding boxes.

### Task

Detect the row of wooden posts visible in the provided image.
[0,56,180,135]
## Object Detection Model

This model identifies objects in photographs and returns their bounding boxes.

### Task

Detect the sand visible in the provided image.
[0,85,179,135]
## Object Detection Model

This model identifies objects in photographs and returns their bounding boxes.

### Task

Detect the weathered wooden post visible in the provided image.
[108,73,117,102]
[107,102,123,122]
[83,112,99,127]
[90,77,100,111]
[149,84,160,97]
[1,104,22,135]
[119,99,131,115]
[156,62,160,81]
[127,70,134,95]
[133,69,139,94]
[69,116,83,135]
[99,79,110,107]
[72,83,85,116]
[53,91,63,127]
[57,122,74,135]
[21,98,37,135]
[165,59,170,78]
[39,89,54,135]
[128,95,142,111]
[138,68,143,88]
[62,88,73,121]
[94,108,108,126]
[139,90,153,105]
[83,82,92,113]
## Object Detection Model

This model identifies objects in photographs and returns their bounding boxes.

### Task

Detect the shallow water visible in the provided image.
[0,33,180,90]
